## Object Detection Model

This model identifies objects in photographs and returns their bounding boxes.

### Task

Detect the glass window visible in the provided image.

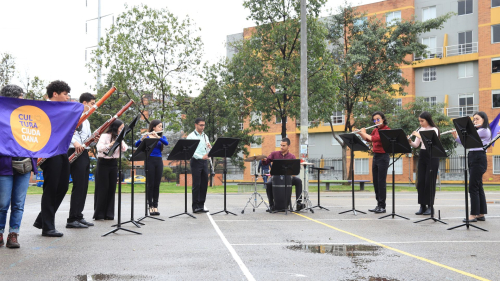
[275,134,287,147]
[354,17,366,28]
[423,67,437,81]
[458,62,473,78]
[459,94,474,116]
[354,158,369,175]
[250,136,262,148]
[493,58,500,73]
[386,11,401,25]
[493,90,500,108]
[387,157,403,174]
[458,31,473,54]
[493,0,500,8]
[422,6,436,21]
[493,24,500,43]
[493,156,500,174]
[239,123,244,131]
[331,111,344,125]
[396,98,402,107]
[458,0,473,15]
[424,97,437,106]
[422,37,437,57]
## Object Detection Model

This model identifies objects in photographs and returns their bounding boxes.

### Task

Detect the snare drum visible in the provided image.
[271,175,293,211]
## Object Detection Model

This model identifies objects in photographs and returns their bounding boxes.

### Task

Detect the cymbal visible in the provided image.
[244,155,267,162]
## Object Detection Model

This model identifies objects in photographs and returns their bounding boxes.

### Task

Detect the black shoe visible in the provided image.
[422,207,433,215]
[78,219,94,227]
[66,221,88,229]
[266,206,275,213]
[296,203,305,212]
[42,230,64,237]
[104,217,114,220]
[477,216,486,221]
[201,209,209,213]
[374,207,386,213]
[415,205,427,215]
[463,217,477,223]
[33,221,42,229]
[194,208,203,214]
[368,206,379,212]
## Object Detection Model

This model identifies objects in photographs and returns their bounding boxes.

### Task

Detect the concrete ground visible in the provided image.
[1,188,499,281]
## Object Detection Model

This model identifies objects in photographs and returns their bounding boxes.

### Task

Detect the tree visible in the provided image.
[0,53,15,87]
[18,70,46,100]
[87,4,203,130]
[226,0,339,138]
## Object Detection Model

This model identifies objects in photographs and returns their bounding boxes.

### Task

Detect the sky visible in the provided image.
[0,0,382,97]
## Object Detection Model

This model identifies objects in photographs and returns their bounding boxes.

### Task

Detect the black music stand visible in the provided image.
[135,138,164,223]
[338,134,369,215]
[310,166,332,211]
[210,138,240,216]
[414,130,448,225]
[270,159,301,215]
[378,129,412,220]
[102,125,141,236]
[168,139,200,219]
[448,117,487,232]
[116,114,143,228]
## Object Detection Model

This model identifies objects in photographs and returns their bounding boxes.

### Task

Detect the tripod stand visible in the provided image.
[338,134,369,216]
[448,117,488,232]
[241,159,269,214]
[294,162,314,213]
[310,167,331,211]
[414,130,447,225]
[168,139,199,219]
[211,138,240,216]
[103,125,141,237]
[378,129,411,220]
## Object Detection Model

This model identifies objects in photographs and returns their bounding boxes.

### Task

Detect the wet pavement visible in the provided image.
[1,189,499,280]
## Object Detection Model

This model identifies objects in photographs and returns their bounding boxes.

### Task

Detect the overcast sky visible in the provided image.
[0,0,381,97]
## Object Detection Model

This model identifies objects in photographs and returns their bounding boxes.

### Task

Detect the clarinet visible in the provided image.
[204,134,216,175]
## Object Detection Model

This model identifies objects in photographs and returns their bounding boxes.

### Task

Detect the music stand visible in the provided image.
[209,138,240,216]
[135,138,164,223]
[116,114,143,228]
[338,134,369,215]
[414,130,447,225]
[310,166,332,211]
[102,125,141,236]
[378,129,412,220]
[448,117,487,232]
[168,139,200,219]
[270,159,301,215]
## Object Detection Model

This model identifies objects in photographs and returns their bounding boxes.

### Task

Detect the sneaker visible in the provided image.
[6,232,20,248]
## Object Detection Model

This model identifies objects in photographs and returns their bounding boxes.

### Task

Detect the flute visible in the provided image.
[441,124,481,135]
[407,127,422,140]
[351,123,379,134]
[484,133,500,151]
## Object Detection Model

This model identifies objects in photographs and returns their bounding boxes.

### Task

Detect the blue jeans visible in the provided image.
[0,172,31,233]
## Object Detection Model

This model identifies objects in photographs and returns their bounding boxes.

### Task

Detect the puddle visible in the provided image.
[286,244,382,257]
[75,274,151,281]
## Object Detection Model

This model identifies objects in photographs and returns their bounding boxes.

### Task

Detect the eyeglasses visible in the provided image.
[373,119,381,123]
[198,124,206,127]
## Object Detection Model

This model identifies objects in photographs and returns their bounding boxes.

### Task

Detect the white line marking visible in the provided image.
[87,275,93,281]
[206,212,256,281]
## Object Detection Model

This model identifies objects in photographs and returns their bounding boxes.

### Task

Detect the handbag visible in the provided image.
[12,157,33,174]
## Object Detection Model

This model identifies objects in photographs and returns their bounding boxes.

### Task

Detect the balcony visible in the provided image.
[414,47,444,61]
[445,105,479,118]
[445,42,478,57]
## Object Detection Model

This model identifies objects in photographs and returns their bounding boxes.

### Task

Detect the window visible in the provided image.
[459,94,474,116]
[331,111,345,125]
[458,31,473,54]
[250,136,262,148]
[251,112,262,125]
[354,158,369,175]
[458,62,473,78]
[395,98,402,107]
[239,123,244,131]
[493,156,500,174]
[493,90,500,108]
[387,157,403,174]
[458,0,473,15]
[423,67,436,81]
[275,114,281,124]
[493,24,500,43]
[275,135,287,147]
[493,58,500,73]
[494,0,500,8]
[422,37,437,57]
[422,6,436,21]
[354,17,366,28]
[386,11,401,25]
[424,97,437,106]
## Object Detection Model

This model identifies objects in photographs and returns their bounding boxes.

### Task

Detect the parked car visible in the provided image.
[124,175,146,183]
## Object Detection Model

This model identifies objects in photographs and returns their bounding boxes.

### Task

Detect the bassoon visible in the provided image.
[68,99,135,163]
[37,86,117,166]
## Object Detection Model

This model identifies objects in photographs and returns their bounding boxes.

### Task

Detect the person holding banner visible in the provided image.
[135,120,169,216]
[33,81,72,237]
[0,85,38,248]
[93,119,128,220]
[66,93,97,229]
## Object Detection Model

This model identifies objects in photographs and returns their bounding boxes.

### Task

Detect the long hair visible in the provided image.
[105,119,123,141]
[473,111,491,130]
[371,111,388,125]
[148,119,164,153]
[419,111,439,136]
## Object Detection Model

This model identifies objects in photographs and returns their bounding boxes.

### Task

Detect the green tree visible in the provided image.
[87,4,203,130]
[226,0,339,138]
[0,53,15,87]
[18,71,46,100]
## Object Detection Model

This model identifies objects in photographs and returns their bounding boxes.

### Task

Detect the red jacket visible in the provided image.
[367,124,390,154]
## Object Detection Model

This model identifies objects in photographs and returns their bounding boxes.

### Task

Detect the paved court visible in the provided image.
[1,189,499,281]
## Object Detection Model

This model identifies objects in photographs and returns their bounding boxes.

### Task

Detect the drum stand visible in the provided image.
[241,162,269,214]
[294,162,314,213]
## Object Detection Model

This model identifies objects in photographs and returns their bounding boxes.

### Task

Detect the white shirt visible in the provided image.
[70,119,92,149]
[186,130,209,159]
[409,126,439,150]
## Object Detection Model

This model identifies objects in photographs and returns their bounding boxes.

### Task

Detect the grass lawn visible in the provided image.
[27,181,500,195]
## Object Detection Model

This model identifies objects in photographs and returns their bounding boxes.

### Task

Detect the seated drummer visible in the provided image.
[262,137,303,212]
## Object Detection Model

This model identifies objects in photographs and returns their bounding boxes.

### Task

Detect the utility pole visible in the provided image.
[299,0,308,161]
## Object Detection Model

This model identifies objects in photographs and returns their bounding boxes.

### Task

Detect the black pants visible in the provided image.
[417,149,439,205]
[265,176,303,206]
[35,154,70,231]
[190,158,208,210]
[93,158,117,220]
[67,148,90,223]
[468,151,487,215]
[146,157,163,208]
[372,153,390,208]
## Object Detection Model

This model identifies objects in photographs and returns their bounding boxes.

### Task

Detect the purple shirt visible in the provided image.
[455,128,491,151]
[262,150,296,166]
[0,156,38,176]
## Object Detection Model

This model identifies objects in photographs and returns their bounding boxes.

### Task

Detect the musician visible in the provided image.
[357,111,390,213]
[452,112,490,222]
[33,80,71,237]
[66,93,96,229]
[93,119,128,220]
[186,117,211,213]
[258,160,271,183]
[0,85,37,248]
[135,120,169,216]
[262,137,304,212]
[408,112,440,215]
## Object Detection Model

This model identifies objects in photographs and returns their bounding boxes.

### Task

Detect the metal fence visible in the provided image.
[307,158,344,180]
